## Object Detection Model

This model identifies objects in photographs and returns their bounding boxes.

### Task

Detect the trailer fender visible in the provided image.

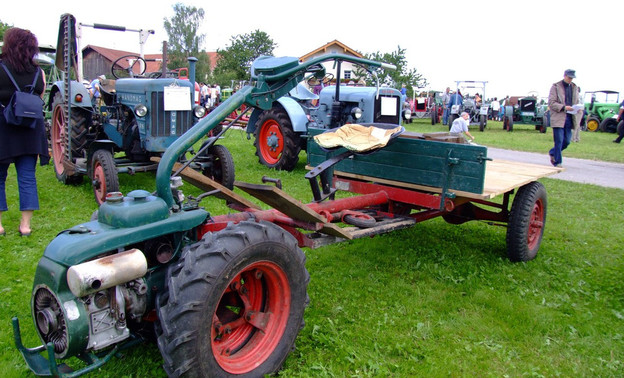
[247,97,308,135]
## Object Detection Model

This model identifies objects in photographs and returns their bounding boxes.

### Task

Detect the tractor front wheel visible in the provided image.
[200,143,235,190]
[254,108,301,171]
[90,149,119,205]
[479,115,486,131]
[156,221,309,377]
[586,116,600,132]
[448,114,458,130]
[506,182,547,262]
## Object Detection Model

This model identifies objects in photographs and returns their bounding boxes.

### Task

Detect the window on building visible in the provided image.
[344,70,351,79]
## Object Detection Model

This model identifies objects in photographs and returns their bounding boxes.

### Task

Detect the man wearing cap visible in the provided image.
[547,69,579,167]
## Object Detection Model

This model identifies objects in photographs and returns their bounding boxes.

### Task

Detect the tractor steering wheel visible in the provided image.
[111,55,147,79]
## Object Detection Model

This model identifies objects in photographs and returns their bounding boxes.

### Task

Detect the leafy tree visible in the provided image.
[163,3,211,81]
[212,30,277,87]
[0,20,13,41]
[354,46,427,98]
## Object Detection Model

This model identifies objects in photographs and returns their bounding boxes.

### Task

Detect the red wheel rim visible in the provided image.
[51,105,67,175]
[527,198,545,250]
[211,261,290,374]
[92,162,107,205]
[258,120,283,165]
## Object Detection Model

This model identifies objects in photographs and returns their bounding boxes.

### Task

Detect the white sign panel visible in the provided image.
[381,96,397,116]
[164,86,191,111]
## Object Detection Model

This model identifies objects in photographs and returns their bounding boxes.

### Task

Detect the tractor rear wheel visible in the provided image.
[50,92,87,185]
[586,116,600,132]
[90,149,119,205]
[156,221,309,377]
[600,118,618,133]
[254,108,301,171]
[506,182,547,262]
[200,143,235,190]
[505,116,514,132]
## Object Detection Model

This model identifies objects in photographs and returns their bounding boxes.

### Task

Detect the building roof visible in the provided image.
[83,45,219,72]
[299,40,363,61]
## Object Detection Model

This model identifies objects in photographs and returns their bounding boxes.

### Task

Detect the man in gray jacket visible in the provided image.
[548,69,579,167]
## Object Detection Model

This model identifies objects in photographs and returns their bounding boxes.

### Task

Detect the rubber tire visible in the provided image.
[431,105,437,125]
[50,91,87,185]
[506,116,514,132]
[506,182,547,262]
[586,116,600,132]
[254,108,301,171]
[479,115,486,131]
[156,221,309,377]
[201,144,235,190]
[343,212,377,228]
[448,114,458,130]
[599,118,618,133]
[90,149,119,205]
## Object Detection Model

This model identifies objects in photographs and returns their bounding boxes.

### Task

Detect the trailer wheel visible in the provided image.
[90,149,119,205]
[50,92,86,185]
[200,143,235,190]
[479,115,486,131]
[506,182,547,262]
[586,116,600,132]
[156,221,309,377]
[254,108,301,171]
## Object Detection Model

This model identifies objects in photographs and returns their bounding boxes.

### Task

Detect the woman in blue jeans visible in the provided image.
[0,28,49,237]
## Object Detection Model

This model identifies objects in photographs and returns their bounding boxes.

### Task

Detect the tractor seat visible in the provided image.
[100,79,116,106]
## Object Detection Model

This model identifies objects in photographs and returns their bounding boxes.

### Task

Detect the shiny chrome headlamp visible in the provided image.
[134,104,148,117]
[404,108,412,120]
[351,107,363,119]
[194,105,207,118]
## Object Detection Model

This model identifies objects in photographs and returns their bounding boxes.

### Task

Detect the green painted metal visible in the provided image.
[307,128,488,194]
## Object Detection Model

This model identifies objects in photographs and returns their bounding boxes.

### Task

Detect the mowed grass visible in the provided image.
[0,121,623,377]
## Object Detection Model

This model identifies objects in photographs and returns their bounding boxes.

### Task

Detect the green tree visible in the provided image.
[212,30,277,87]
[163,3,211,81]
[354,46,427,98]
[0,20,13,41]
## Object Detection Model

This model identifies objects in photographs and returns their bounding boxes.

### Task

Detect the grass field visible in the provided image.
[0,119,622,377]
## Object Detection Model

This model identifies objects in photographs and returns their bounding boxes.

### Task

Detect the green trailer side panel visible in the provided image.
[307,128,488,194]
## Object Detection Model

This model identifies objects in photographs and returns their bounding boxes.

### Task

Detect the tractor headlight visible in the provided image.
[134,104,148,117]
[351,107,363,120]
[404,109,412,120]
[194,105,207,118]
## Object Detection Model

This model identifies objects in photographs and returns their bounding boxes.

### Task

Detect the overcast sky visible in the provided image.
[4,0,623,100]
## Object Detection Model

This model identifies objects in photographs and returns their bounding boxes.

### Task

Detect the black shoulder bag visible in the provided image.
[1,62,44,128]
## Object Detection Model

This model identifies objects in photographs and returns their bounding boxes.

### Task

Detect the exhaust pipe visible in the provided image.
[67,248,147,298]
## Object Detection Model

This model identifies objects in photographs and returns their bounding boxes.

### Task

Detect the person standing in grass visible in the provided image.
[548,69,579,167]
[612,100,624,143]
[0,28,49,237]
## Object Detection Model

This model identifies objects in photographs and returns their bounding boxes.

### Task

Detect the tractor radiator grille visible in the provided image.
[150,92,194,137]
[374,95,401,125]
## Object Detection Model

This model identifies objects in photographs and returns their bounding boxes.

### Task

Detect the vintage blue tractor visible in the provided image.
[245,59,409,170]
[48,14,231,204]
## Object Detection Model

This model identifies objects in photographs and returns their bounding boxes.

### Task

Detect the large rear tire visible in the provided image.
[600,118,618,133]
[90,149,119,205]
[254,108,301,171]
[506,182,547,262]
[50,92,87,185]
[156,221,309,377]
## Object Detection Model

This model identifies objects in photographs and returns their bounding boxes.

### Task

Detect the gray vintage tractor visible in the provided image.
[49,14,232,205]
[245,58,409,171]
[447,81,489,132]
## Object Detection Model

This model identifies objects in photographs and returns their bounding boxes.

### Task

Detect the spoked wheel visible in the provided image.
[199,143,235,190]
[506,182,547,262]
[254,108,301,171]
[90,149,119,205]
[50,92,85,185]
[157,221,309,377]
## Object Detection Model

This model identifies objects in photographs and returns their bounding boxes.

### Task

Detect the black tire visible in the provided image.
[50,92,87,185]
[254,108,301,171]
[343,212,377,228]
[599,118,618,133]
[479,115,486,132]
[448,114,458,130]
[200,143,235,190]
[431,106,437,125]
[506,182,547,262]
[506,116,514,132]
[586,116,600,132]
[90,149,119,205]
[156,221,309,377]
